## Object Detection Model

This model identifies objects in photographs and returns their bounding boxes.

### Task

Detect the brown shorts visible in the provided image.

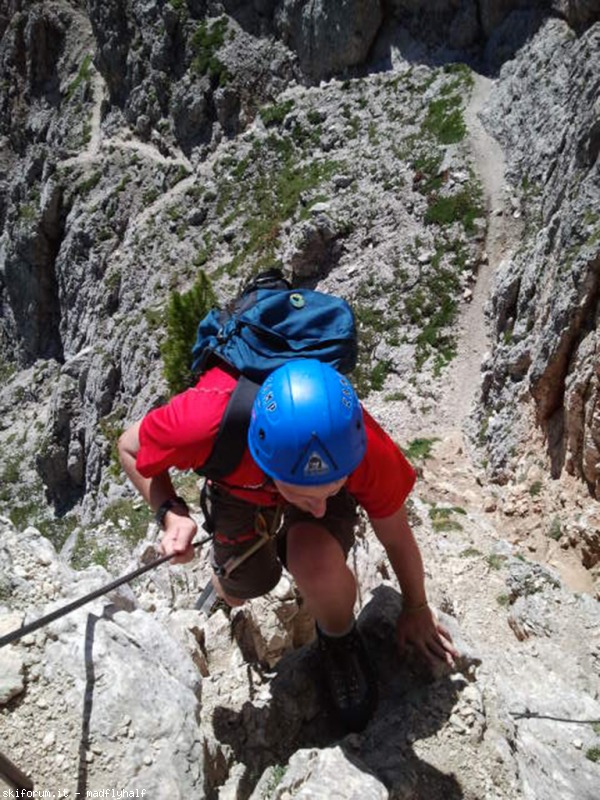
[204,482,358,600]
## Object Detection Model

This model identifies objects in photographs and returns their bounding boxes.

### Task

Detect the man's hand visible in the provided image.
[159,510,198,564]
[396,605,458,669]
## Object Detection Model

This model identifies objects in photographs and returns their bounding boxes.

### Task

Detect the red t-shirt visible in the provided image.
[137,366,416,518]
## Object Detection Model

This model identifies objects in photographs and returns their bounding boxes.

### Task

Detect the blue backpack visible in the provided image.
[191,269,358,479]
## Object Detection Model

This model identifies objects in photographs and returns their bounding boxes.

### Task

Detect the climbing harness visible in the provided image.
[196,504,284,615]
[215,506,284,579]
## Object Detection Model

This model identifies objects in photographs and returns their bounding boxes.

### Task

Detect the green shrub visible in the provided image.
[548,516,562,540]
[370,360,392,391]
[191,17,229,84]
[260,99,295,127]
[161,271,216,395]
[66,54,93,101]
[79,170,102,194]
[585,746,600,763]
[424,187,483,233]
[405,437,439,461]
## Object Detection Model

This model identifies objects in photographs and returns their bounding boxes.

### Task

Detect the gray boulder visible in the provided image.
[275,0,383,81]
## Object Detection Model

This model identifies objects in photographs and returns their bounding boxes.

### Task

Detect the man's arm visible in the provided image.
[371,505,457,667]
[118,421,197,563]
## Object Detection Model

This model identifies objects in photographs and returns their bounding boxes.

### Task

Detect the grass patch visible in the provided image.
[370,359,392,391]
[19,203,37,222]
[102,500,153,546]
[460,547,481,558]
[404,437,439,461]
[412,149,445,194]
[37,516,78,551]
[1,458,20,485]
[260,99,295,127]
[172,471,200,505]
[217,135,340,275]
[66,54,93,101]
[429,505,465,532]
[496,593,511,607]
[405,258,461,373]
[529,480,543,496]
[487,553,508,570]
[92,546,111,568]
[585,746,600,763]
[79,170,102,194]
[71,531,88,570]
[8,503,38,531]
[71,536,112,571]
[422,94,466,144]
[424,186,483,233]
[99,407,127,478]
[384,390,407,402]
[263,764,287,796]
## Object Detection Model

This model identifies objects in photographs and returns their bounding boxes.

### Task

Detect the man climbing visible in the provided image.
[118,358,457,732]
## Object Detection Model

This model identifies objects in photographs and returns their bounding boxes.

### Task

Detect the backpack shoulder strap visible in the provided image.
[195,375,261,480]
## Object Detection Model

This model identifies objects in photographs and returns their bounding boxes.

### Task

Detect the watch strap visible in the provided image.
[155,496,189,529]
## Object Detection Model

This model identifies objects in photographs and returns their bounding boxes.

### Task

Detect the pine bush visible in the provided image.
[161,271,216,395]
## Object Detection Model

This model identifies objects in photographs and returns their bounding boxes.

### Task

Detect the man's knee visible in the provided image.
[287,522,347,584]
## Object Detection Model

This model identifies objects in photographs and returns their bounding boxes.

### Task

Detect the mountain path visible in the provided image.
[406,74,595,596]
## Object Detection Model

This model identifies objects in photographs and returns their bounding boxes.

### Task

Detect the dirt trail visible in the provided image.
[413,74,595,596]
[435,73,513,432]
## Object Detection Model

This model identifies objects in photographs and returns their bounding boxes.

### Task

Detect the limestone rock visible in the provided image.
[477,18,600,496]
[275,0,383,81]
[0,647,25,704]
[259,745,388,799]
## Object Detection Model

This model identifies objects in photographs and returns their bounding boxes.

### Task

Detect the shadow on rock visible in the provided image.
[212,585,464,799]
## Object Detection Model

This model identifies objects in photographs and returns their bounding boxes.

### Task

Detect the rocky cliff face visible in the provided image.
[1,1,600,797]
[477,19,600,503]
[2,452,599,798]
[1,1,598,521]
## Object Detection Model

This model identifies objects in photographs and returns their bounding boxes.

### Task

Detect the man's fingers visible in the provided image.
[435,624,459,658]
[170,550,194,565]
[159,530,195,562]
[425,637,450,661]
[436,623,452,642]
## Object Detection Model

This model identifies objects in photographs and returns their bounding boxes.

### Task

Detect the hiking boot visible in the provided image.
[195,583,230,617]
[317,624,377,732]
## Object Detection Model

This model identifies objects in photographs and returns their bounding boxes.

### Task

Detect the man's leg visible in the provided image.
[286,521,356,633]
[286,519,377,733]
[211,573,247,607]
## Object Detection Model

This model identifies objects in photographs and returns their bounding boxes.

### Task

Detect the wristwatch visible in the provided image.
[155,496,189,530]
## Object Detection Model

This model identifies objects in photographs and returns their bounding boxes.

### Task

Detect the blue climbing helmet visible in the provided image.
[248,359,367,485]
